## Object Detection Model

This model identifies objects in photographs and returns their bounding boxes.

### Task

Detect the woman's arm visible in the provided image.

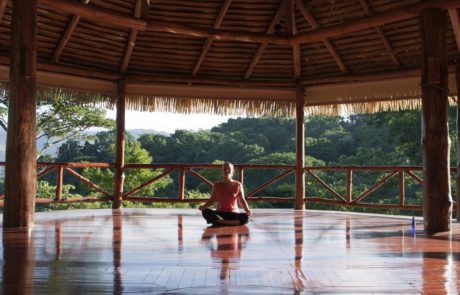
[198,184,217,211]
[237,183,252,216]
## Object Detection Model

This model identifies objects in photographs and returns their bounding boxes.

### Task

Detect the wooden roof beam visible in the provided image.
[0,0,8,23]
[448,9,460,52]
[148,20,289,45]
[192,0,232,76]
[39,0,460,46]
[120,0,147,73]
[358,0,400,67]
[302,64,456,86]
[296,0,347,73]
[291,0,460,45]
[244,0,286,79]
[52,0,89,64]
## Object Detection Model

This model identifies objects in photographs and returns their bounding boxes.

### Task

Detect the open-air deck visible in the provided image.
[1,0,460,293]
[2,208,459,294]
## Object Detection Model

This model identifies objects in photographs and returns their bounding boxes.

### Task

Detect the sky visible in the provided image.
[105,109,238,134]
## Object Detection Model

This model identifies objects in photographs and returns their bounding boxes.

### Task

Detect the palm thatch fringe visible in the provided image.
[0,82,458,117]
[123,95,296,117]
[0,82,116,107]
[37,86,116,107]
[304,96,458,116]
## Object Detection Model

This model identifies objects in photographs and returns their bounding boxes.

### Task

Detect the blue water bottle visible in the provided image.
[411,216,416,236]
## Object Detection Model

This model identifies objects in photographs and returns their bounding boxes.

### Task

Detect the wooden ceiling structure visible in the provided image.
[0,0,459,115]
[1,0,459,234]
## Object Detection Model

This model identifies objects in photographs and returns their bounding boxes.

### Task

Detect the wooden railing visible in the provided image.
[0,162,456,211]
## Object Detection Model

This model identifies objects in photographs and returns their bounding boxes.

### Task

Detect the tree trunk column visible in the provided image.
[295,83,305,210]
[113,81,126,209]
[4,0,37,228]
[457,63,460,221]
[421,9,452,233]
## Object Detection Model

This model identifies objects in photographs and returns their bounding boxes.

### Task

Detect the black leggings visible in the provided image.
[202,208,249,226]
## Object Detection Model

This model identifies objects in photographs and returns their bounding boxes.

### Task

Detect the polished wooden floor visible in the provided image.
[0,209,459,294]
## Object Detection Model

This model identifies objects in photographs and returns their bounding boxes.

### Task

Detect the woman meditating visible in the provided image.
[198,162,252,226]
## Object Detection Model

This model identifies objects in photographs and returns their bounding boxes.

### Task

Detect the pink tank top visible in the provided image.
[214,181,242,213]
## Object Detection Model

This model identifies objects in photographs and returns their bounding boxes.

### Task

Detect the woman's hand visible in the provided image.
[246,209,253,216]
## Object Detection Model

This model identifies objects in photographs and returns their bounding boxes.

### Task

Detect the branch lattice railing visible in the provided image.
[0,162,455,211]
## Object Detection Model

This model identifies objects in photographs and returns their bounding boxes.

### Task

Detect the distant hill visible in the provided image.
[0,128,169,160]
[126,129,170,138]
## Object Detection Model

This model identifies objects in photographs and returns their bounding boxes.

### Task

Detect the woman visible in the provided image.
[198,162,252,226]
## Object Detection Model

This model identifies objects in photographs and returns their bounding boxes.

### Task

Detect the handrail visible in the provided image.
[0,162,456,211]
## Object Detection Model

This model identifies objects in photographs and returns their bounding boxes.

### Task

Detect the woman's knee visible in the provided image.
[202,208,214,218]
[239,213,249,225]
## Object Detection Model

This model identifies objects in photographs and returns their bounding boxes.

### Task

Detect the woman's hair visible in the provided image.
[224,162,235,176]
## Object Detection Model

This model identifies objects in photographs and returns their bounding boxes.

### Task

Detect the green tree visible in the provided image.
[0,95,115,157]
[82,140,171,197]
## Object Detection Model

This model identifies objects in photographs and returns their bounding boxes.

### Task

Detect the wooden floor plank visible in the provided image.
[0,208,459,294]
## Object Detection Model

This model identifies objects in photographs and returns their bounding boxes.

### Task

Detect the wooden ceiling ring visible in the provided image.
[39,0,460,48]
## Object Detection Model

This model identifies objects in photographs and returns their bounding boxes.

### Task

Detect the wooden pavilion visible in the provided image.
[1,0,460,234]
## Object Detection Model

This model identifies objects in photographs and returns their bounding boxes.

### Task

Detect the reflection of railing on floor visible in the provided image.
[0,162,456,211]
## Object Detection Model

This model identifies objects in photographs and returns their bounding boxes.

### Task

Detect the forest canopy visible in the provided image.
[8,108,458,214]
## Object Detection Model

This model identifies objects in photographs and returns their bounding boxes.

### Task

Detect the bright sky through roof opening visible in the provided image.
[105,109,237,133]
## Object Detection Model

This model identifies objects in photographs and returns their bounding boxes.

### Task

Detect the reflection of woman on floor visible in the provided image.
[201,226,250,281]
[199,162,252,227]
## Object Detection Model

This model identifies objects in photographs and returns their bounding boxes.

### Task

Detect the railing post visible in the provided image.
[113,80,126,209]
[295,82,305,210]
[346,169,352,205]
[237,166,244,185]
[399,170,405,207]
[178,167,185,201]
[56,166,64,201]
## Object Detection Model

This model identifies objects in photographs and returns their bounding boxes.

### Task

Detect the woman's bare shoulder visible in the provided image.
[232,180,243,187]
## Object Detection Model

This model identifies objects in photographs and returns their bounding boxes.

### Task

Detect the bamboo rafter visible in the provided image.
[192,0,232,76]
[244,0,286,79]
[358,0,400,67]
[295,0,348,73]
[51,0,90,63]
[119,0,144,73]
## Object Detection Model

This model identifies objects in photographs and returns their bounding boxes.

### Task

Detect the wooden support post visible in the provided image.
[294,212,304,282]
[421,9,452,233]
[177,215,183,251]
[112,210,123,294]
[178,168,185,201]
[346,169,352,205]
[4,0,37,228]
[456,63,460,221]
[113,81,126,209]
[2,229,35,293]
[295,83,305,210]
[55,222,62,259]
[56,166,64,201]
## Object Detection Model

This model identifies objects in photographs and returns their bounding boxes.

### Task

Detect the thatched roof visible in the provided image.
[0,0,460,116]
